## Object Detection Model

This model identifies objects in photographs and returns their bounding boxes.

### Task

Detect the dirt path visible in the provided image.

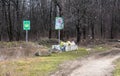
[51,48,120,76]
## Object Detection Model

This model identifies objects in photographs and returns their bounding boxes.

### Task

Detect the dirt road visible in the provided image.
[51,48,120,76]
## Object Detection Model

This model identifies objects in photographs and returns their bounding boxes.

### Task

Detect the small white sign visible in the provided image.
[55,17,64,30]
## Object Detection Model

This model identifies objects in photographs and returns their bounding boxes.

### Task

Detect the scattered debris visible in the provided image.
[51,41,78,52]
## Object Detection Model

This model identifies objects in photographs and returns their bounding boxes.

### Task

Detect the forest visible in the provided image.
[0,0,120,42]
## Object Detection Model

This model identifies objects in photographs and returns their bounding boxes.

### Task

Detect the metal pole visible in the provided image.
[58,30,60,44]
[26,30,28,42]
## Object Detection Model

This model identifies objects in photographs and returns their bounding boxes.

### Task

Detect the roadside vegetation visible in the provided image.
[113,43,120,76]
[114,59,120,76]
[0,41,46,60]
[0,47,88,76]
[0,40,115,76]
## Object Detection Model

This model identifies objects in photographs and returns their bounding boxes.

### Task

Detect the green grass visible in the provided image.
[93,45,109,52]
[114,59,120,76]
[0,48,88,76]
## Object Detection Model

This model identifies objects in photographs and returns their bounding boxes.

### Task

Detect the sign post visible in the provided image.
[23,20,30,42]
[26,30,28,42]
[58,30,60,43]
[55,17,64,43]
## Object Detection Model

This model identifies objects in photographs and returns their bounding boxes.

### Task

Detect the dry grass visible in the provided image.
[0,41,112,76]
[37,38,58,47]
[0,41,48,60]
[0,48,88,76]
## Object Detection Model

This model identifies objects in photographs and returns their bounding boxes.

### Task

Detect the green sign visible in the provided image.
[23,20,30,30]
[55,17,64,30]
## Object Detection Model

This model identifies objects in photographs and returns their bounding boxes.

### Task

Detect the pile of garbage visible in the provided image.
[52,41,78,52]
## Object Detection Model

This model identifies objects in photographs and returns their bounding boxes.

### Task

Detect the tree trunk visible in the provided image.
[49,1,52,39]
[83,26,86,39]
[8,0,13,41]
[16,0,21,41]
[49,24,52,39]
[91,23,95,39]
[76,25,81,43]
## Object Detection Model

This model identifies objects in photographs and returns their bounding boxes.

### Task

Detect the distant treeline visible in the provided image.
[0,0,120,42]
